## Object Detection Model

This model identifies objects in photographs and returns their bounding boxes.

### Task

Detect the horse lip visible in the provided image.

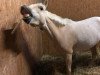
[20,5,33,17]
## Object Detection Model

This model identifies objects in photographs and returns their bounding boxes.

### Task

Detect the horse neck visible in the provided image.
[45,11,73,25]
[45,17,63,41]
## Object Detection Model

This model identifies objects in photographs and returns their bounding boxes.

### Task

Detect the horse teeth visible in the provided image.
[23,14,30,17]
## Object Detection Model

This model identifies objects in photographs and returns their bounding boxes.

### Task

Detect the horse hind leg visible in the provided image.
[91,46,98,60]
[90,44,99,66]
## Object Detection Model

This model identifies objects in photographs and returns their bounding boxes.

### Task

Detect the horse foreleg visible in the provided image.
[65,52,73,75]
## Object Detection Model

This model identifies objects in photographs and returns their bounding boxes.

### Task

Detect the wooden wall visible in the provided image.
[48,0,100,20]
[0,0,100,75]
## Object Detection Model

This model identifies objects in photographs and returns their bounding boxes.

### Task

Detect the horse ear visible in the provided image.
[37,0,48,7]
[43,0,48,8]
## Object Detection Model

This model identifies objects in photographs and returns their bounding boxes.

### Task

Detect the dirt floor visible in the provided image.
[72,51,100,75]
[37,49,100,75]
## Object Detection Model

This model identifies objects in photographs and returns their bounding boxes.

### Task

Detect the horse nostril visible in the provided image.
[20,5,27,15]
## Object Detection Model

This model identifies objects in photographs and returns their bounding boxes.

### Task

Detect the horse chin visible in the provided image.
[22,16,32,24]
[30,20,39,25]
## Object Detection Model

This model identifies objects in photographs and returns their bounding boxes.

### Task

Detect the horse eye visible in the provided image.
[38,6,43,10]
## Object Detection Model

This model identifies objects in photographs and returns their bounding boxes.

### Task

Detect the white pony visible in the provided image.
[20,1,100,75]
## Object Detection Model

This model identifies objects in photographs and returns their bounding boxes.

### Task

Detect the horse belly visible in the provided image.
[70,17,100,51]
[74,42,96,51]
[74,27,100,51]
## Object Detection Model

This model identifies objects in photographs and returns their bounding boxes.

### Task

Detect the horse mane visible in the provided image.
[44,11,73,26]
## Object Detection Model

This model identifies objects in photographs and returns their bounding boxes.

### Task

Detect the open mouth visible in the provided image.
[20,5,40,27]
[20,5,33,17]
[20,5,34,24]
